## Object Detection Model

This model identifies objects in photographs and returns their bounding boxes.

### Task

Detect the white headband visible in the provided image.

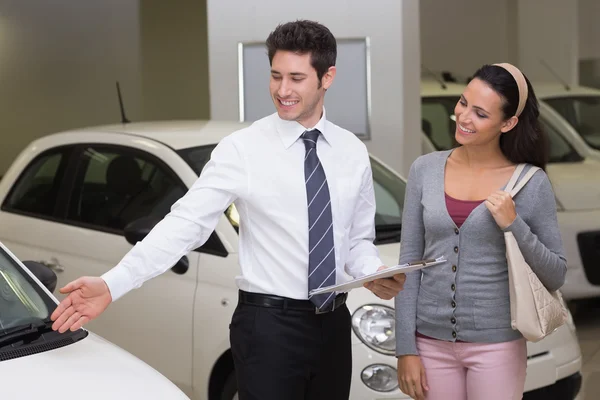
[493,63,529,117]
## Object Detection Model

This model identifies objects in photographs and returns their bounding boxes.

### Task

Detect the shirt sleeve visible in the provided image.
[502,170,567,292]
[394,159,425,357]
[101,135,247,301]
[343,158,384,278]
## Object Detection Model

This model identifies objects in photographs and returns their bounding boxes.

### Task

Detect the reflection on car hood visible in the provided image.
[376,243,400,268]
[548,160,600,211]
[1,331,188,400]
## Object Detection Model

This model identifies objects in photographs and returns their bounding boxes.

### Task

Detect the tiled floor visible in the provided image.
[571,299,600,399]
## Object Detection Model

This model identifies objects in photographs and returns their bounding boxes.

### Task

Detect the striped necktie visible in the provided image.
[302,130,337,311]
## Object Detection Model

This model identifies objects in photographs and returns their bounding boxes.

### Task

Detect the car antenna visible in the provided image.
[539,59,570,91]
[116,81,130,124]
[421,64,447,89]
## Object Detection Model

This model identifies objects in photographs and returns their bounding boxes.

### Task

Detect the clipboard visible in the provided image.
[308,256,446,296]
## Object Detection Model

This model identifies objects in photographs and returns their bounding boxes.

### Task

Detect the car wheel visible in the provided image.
[221,371,238,400]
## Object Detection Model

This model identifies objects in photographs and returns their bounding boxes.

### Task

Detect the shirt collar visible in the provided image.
[276,107,331,149]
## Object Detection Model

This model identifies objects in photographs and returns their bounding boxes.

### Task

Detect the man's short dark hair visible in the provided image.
[266,20,337,82]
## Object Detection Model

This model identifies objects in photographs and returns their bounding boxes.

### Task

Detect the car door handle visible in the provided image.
[40,258,64,273]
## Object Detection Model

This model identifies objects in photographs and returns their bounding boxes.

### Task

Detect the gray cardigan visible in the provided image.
[394,150,567,356]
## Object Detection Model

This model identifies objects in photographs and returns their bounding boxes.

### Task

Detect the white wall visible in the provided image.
[0,1,143,174]
[517,0,579,85]
[579,0,600,61]
[420,0,514,81]
[206,0,421,175]
[139,0,210,120]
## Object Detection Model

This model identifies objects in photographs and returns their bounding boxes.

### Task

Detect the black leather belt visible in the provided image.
[238,290,347,314]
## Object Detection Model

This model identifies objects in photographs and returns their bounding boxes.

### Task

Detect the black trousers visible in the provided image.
[229,294,352,400]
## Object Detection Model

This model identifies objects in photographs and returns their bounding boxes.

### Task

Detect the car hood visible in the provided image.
[376,242,401,267]
[547,160,600,211]
[1,331,189,400]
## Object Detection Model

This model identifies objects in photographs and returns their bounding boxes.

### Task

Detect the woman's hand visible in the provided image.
[485,190,517,229]
[397,355,429,400]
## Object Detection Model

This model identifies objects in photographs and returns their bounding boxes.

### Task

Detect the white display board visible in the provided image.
[238,38,372,139]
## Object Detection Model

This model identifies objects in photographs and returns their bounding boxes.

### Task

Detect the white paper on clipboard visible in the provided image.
[309,256,447,296]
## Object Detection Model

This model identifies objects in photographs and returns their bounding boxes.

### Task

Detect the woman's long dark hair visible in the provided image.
[472,65,549,171]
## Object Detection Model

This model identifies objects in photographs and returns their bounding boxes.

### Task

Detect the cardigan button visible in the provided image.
[454,228,459,234]
[452,301,456,308]
[454,246,459,253]
[452,331,457,338]
[452,265,457,272]
[451,284,456,291]
[451,317,456,324]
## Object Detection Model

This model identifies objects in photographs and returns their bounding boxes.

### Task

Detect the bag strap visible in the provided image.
[505,163,541,197]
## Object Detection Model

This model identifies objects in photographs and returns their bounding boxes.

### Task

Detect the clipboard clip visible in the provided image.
[407,256,446,267]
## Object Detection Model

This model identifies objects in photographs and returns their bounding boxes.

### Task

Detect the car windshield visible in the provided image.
[178,146,406,243]
[0,244,55,333]
[422,96,583,163]
[544,95,600,150]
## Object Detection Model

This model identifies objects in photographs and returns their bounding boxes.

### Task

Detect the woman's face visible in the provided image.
[453,78,517,147]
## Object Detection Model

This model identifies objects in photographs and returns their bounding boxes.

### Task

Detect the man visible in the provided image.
[50,20,405,400]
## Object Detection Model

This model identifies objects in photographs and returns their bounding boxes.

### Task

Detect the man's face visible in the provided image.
[269,50,335,128]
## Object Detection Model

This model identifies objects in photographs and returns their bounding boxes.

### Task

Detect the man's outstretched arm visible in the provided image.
[51,136,247,332]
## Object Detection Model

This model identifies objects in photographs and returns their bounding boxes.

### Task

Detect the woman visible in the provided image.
[394,63,567,400]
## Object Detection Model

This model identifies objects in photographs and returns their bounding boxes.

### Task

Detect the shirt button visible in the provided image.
[452,265,457,272]
[454,228,459,235]
[451,317,456,324]
[451,284,456,291]
[452,301,456,308]
[452,331,457,338]
[454,246,459,253]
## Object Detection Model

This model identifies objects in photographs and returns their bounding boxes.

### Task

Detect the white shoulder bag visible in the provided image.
[504,164,568,343]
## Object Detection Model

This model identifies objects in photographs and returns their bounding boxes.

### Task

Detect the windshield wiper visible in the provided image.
[0,319,55,349]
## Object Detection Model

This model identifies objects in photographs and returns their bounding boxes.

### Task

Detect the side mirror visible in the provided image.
[123,216,162,245]
[23,261,57,293]
[171,255,189,275]
[123,216,190,275]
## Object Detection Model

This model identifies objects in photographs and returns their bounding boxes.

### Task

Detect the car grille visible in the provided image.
[577,231,600,285]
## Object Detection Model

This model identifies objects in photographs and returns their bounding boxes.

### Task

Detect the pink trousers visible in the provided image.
[416,336,528,400]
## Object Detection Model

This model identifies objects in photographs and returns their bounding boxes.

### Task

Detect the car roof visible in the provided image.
[532,82,600,99]
[49,120,253,150]
[420,79,465,98]
[421,78,600,101]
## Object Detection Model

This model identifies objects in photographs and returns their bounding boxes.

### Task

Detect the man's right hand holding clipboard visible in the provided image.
[309,257,446,298]
[363,265,407,299]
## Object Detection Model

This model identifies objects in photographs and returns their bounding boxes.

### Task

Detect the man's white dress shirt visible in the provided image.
[102,110,383,301]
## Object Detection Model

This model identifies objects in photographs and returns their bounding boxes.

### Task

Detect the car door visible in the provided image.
[0,142,218,397]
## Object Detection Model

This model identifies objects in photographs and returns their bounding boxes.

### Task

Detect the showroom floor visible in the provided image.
[572,298,600,398]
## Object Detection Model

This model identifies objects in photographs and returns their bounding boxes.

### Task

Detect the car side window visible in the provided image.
[540,118,584,163]
[2,149,70,218]
[67,146,187,231]
[421,98,457,151]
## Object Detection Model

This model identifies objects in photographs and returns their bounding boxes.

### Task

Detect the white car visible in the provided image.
[0,241,188,399]
[0,120,584,399]
[536,83,600,162]
[421,79,600,301]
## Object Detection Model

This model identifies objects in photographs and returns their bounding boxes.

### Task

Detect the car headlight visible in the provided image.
[361,364,398,392]
[352,305,396,355]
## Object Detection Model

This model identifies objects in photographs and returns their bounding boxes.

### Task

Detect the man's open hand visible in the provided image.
[50,276,112,333]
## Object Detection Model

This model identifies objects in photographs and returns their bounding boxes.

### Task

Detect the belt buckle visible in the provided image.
[315,297,337,314]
